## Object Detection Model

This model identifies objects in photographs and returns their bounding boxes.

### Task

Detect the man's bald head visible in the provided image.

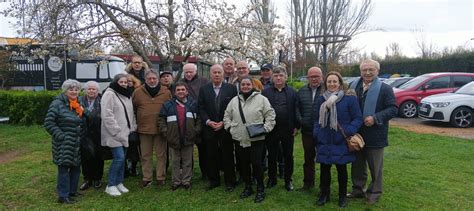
[307,66,323,88]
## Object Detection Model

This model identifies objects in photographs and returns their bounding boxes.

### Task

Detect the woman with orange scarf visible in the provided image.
[44,79,87,204]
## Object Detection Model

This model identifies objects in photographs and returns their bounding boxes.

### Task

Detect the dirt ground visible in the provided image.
[390,117,474,140]
[0,150,22,164]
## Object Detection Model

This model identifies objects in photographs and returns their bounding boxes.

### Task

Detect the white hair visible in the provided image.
[83,81,100,90]
[61,79,81,92]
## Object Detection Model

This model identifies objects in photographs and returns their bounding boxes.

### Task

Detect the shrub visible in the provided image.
[287,81,306,90]
[0,90,60,125]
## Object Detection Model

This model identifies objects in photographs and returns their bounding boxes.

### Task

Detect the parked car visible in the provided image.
[419,81,474,128]
[383,77,413,88]
[394,72,474,118]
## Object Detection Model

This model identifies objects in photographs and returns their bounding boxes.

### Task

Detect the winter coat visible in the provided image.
[313,95,363,165]
[158,97,201,149]
[224,91,276,146]
[297,84,323,135]
[132,85,172,134]
[101,88,137,148]
[352,80,398,148]
[44,93,87,166]
[180,75,209,101]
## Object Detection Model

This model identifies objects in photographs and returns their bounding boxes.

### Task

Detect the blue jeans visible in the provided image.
[57,165,81,198]
[108,147,126,186]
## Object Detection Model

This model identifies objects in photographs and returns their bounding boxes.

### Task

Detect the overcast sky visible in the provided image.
[1,0,473,57]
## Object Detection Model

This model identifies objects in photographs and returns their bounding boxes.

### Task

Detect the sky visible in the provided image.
[1,0,473,58]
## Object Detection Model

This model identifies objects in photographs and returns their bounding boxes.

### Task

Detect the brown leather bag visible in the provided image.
[338,123,365,152]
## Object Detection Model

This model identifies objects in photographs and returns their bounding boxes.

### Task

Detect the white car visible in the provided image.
[418,81,474,128]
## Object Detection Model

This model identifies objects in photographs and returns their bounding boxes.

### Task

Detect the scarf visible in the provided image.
[319,90,344,131]
[145,83,161,97]
[69,98,84,118]
[109,81,132,98]
[349,77,382,117]
[241,89,255,100]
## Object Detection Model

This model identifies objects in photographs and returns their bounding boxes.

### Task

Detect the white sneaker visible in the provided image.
[116,183,129,193]
[105,186,122,196]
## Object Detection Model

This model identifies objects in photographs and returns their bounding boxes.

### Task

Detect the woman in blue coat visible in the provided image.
[313,71,363,208]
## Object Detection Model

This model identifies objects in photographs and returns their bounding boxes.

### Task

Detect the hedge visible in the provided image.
[0,90,60,125]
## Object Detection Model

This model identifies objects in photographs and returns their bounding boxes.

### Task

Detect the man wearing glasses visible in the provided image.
[126,55,150,83]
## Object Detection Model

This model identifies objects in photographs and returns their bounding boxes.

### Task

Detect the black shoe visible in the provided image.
[317,194,330,206]
[69,192,83,197]
[339,196,348,208]
[79,181,91,191]
[254,191,266,203]
[284,181,294,191]
[298,184,313,192]
[93,180,102,189]
[225,186,235,192]
[206,183,220,191]
[171,184,180,191]
[266,180,277,188]
[183,184,191,190]
[57,197,76,204]
[347,192,366,198]
[240,186,254,199]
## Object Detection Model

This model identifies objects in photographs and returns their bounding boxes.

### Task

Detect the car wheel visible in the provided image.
[399,101,418,118]
[450,107,473,128]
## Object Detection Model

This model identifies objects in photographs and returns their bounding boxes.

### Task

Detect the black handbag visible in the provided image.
[238,97,266,138]
[81,137,96,160]
[114,92,140,145]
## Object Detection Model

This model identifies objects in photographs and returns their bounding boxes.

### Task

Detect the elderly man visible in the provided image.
[296,66,324,191]
[126,55,149,83]
[262,66,300,192]
[180,63,210,180]
[259,63,273,89]
[160,71,174,95]
[133,71,172,188]
[223,57,237,83]
[348,59,397,205]
[198,64,238,192]
[232,60,264,91]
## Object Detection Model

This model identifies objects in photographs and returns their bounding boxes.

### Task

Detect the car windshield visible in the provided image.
[455,82,474,95]
[383,78,395,85]
[398,75,429,89]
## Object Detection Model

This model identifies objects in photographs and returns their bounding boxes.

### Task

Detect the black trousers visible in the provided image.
[206,130,236,186]
[237,140,265,189]
[320,163,347,197]
[196,136,207,177]
[266,132,294,183]
[81,157,104,181]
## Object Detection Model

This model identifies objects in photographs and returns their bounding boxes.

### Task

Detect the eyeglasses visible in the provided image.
[236,67,247,70]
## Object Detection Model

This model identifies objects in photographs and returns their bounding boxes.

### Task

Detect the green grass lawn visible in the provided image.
[0,124,473,209]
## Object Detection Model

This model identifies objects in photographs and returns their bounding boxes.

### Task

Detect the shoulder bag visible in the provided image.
[238,97,266,138]
[338,123,364,152]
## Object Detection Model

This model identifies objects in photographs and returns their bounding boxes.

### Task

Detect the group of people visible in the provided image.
[44,56,397,207]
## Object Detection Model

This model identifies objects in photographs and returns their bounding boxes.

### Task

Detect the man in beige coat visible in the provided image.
[133,71,172,188]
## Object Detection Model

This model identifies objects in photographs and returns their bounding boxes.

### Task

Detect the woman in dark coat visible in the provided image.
[313,71,363,208]
[44,79,87,204]
[79,81,104,190]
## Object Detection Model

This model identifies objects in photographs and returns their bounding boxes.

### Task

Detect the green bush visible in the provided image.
[0,90,60,125]
[287,81,306,90]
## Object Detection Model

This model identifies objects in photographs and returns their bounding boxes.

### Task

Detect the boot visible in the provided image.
[240,185,254,199]
[254,186,265,203]
[317,192,330,206]
[339,195,348,208]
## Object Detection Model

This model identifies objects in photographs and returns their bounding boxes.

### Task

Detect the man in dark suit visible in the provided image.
[198,64,238,192]
[347,59,398,205]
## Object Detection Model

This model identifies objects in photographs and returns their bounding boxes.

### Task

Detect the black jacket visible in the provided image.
[198,82,237,139]
[297,84,322,135]
[353,80,398,148]
[262,85,301,134]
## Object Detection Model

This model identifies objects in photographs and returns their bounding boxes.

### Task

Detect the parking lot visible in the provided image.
[390,117,474,140]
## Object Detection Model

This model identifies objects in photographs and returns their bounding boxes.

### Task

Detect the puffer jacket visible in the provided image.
[101,88,137,148]
[224,91,276,146]
[44,93,87,166]
[297,84,322,135]
[158,97,201,149]
[132,85,172,134]
[313,95,363,165]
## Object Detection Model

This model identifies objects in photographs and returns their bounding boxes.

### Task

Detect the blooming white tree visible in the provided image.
[2,0,281,67]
